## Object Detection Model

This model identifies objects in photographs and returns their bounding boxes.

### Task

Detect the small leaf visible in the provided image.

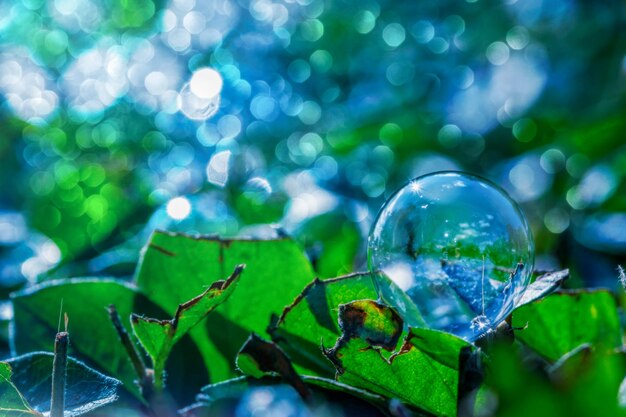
[512,289,622,361]
[0,362,41,416]
[131,265,243,390]
[516,269,569,308]
[6,352,121,416]
[236,333,311,400]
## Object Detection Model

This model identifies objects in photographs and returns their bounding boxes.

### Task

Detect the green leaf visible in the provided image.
[134,231,316,382]
[5,352,121,416]
[293,211,361,277]
[270,271,422,377]
[269,272,380,376]
[236,334,311,400]
[11,279,149,398]
[512,290,622,362]
[547,343,592,383]
[516,269,569,308]
[0,362,40,416]
[11,279,207,401]
[323,301,471,417]
[487,343,626,417]
[131,265,243,390]
[320,299,471,415]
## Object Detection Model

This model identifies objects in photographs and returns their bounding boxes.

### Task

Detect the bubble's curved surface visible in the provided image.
[368,172,534,341]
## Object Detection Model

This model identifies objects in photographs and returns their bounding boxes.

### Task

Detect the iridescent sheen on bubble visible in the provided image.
[368,172,534,341]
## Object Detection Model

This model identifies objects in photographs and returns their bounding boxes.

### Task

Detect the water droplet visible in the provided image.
[368,172,534,341]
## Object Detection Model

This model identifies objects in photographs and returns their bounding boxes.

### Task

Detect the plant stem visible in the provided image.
[107,304,153,399]
[51,331,68,417]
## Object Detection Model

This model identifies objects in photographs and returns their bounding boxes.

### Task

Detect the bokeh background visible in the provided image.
[1,0,626,298]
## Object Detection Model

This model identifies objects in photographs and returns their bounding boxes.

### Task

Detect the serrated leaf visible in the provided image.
[134,231,316,382]
[516,269,569,308]
[0,362,40,416]
[512,290,622,362]
[270,272,421,378]
[131,265,243,390]
[321,300,471,415]
[323,301,471,417]
[269,272,380,377]
[5,352,120,416]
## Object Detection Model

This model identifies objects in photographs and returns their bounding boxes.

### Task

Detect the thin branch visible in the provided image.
[107,304,153,399]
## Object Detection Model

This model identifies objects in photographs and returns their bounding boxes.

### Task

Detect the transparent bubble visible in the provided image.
[368,172,534,341]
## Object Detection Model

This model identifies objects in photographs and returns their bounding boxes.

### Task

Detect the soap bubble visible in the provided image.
[368,171,534,341]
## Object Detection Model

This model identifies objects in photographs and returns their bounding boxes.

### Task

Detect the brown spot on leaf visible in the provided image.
[337,300,403,351]
[323,300,403,375]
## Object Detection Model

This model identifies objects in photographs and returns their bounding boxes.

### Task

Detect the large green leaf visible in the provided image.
[6,352,121,416]
[134,231,316,382]
[321,300,470,416]
[11,279,147,398]
[131,265,243,390]
[269,272,380,376]
[0,362,39,416]
[269,272,422,377]
[512,290,622,362]
[327,330,468,416]
[11,279,206,401]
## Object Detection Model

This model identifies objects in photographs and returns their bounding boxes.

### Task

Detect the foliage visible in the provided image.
[1,0,626,413]
[5,230,622,417]
[1,352,121,416]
